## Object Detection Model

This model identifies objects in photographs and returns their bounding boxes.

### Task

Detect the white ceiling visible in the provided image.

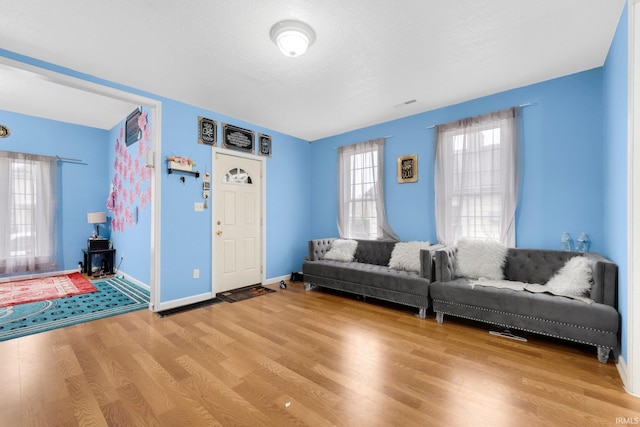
[0,0,626,140]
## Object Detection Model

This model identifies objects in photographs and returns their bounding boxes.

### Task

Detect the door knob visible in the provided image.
[216,230,223,236]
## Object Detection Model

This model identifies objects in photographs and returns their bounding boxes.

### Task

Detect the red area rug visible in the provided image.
[0,272,97,308]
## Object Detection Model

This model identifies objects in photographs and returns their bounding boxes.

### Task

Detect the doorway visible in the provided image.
[214,152,263,293]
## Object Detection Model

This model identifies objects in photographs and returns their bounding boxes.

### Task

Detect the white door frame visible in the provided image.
[0,56,163,310]
[211,147,267,294]
[626,0,640,397]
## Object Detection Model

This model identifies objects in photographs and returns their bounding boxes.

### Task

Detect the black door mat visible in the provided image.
[156,297,223,317]
[218,284,276,303]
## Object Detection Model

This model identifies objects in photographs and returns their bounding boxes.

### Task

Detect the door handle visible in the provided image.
[216,230,223,236]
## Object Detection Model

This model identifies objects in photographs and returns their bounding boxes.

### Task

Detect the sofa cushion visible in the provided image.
[323,239,358,262]
[455,239,507,280]
[354,240,397,266]
[389,241,431,272]
[304,260,429,296]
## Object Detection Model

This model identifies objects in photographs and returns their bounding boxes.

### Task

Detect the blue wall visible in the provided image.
[0,109,110,275]
[106,108,153,284]
[311,69,606,253]
[603,2,628,361]
[158,100,311,302]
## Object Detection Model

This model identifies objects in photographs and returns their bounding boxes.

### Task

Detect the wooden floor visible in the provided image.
[1,281,638,426]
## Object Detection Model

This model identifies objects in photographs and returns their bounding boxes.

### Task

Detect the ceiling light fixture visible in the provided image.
[0,125,9,138]
[270,20,316,57]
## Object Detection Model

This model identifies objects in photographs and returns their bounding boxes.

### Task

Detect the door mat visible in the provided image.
[155,297,224,317]
[0,272,97,308]
[218,284,276,303]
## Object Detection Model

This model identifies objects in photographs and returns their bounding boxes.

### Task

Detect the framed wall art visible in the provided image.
[222,123,255,154]
[125,107,142,146]
[397,154,418,183]
[258,133,271,157]
[198,116,217,146]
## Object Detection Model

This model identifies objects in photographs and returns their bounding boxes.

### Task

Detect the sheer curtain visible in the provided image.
[0,151,58,274]
[434,107,520,246]
[338,138,399,240]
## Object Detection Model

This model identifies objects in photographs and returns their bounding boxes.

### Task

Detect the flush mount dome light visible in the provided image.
[270,20,316,57]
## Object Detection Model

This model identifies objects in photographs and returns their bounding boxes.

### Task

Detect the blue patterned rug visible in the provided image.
[0,276,149,341]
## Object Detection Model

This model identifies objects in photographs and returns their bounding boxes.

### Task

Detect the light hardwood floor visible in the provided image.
[0,281,638,426]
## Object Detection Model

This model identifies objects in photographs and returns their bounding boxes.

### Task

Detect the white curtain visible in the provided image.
[0,151,58,274]
[434,107,520,246]
[338,138,399,240]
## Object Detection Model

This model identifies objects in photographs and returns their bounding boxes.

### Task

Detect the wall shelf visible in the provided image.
[168,167,200,178]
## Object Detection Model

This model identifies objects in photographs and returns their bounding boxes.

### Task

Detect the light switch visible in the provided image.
[194,202,204,212]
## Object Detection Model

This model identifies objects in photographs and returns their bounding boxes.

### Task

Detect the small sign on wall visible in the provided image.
[198,116,217,146]
[397,154,418,183]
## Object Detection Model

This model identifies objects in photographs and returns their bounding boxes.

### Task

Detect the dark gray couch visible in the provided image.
[431,247,619,363]
[302,238,436,318]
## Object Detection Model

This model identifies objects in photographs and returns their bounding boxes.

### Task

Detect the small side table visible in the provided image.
[82,248,116,277]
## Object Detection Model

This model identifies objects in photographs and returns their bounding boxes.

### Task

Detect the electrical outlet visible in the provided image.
[193,269,199,279]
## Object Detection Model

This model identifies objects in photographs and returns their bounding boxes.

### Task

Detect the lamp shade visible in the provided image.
[270,20,316,57]
[87,212,107,224]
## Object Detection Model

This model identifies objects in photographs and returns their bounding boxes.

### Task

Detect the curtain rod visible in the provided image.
[56,156,87,165]
[425,103,535,129]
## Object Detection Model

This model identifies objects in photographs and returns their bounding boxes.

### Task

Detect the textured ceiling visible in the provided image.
[0,0,627,139]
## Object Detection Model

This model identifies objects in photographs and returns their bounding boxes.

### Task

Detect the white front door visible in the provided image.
[214,153,262,293]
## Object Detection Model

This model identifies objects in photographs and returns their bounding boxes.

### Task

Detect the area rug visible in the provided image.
[218,284,276,303]
[0,276,149,341]
[0,272,97,308]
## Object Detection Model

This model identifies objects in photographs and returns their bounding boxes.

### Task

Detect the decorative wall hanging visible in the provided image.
[258,133,272,157]
[198,116,217,146]
[222,123,254,154]
[125,108,142,146]
[397,154,418,183]
[0,125,10,138]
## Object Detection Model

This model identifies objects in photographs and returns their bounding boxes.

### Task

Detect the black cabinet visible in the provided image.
[82,248,115,277]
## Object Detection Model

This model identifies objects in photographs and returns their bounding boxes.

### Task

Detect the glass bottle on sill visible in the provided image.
[560,232,573,251]
[576,233,591,253]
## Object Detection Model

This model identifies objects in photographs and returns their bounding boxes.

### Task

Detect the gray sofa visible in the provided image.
[431,247,619,363]
[302,238,436,318]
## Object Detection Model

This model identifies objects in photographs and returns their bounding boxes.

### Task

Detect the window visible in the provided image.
[223,168,252,184]
[338,138,398,240]
[434,108,520,246]
[0,152,58,274]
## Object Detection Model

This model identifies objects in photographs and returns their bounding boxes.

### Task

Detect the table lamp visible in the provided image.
[87,212,107,238]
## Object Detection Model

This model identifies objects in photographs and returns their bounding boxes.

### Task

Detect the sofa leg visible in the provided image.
[435,312,444,324]
[417,307,426,319]
[304,282,315,291]
[597,346,611,363]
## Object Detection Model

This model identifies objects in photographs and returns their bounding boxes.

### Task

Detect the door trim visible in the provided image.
[211,148,267,294]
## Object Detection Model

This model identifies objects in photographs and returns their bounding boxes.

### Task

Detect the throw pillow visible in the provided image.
[543,256,593,301]
[455,239,507,280]
[323,239,358,262]
[388,241,431,272]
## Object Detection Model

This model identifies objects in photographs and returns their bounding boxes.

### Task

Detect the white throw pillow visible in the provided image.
[388,241,431,272]
[544,256,593,300]
[455,239,507,280]
[323,239,358,262]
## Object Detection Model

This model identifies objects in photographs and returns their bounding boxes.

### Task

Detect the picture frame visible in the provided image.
[222,123,255,154]
[125,108,142,146]
[258,133,272,157]
[198,116,217,146]
[397,154,418,183]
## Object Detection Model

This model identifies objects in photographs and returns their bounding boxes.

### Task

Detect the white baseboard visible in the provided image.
[618,355,640,398]
[265,273,290,285]
[113,270,150,291]
[151,292,215,313]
